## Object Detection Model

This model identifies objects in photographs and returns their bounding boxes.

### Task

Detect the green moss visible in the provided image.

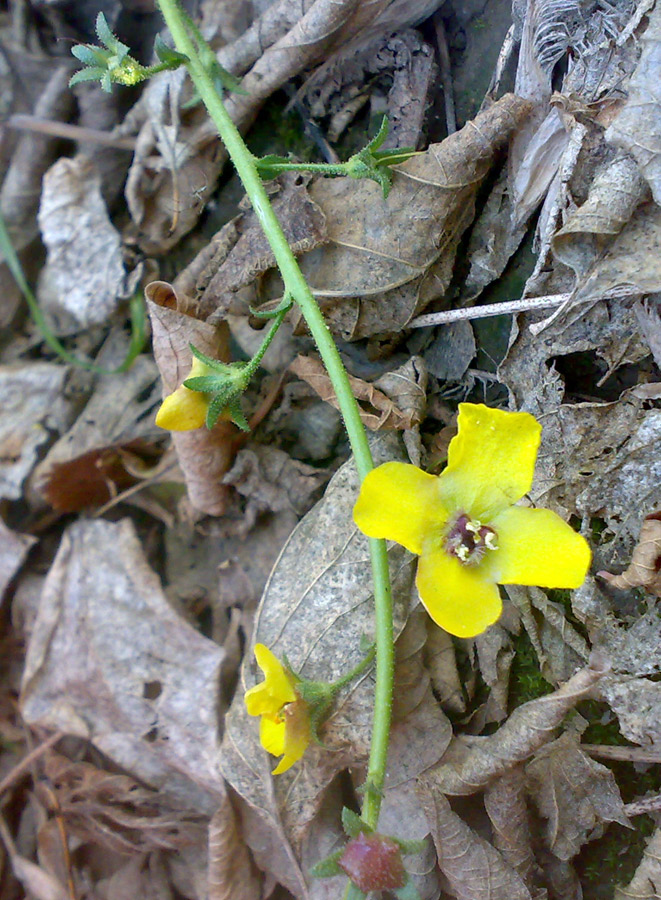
[509,631,554,709]
[578,816,654,898]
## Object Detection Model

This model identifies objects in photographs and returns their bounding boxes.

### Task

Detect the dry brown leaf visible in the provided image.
[419,790,533,900]
[484,767,543,895]
[424,661,607,796]
[606,4,661,205]
[290,354,424,430]
[0,519,35,604]
[42,752,207,856]
[146,280,238,516]
[0,362,75,502]
[424,621,465,714]
[614,826,661,900]
[551,153,649,278]
[598,511,661,596]
[37,155,129,334]
[219,433,417,898]
[526,733,629,860]
[286,94,531,339]
[20,518,226,814]
[208,792,262,900]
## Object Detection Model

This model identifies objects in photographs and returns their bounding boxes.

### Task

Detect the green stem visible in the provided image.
[155,0,394,830]
[243,305,288,377]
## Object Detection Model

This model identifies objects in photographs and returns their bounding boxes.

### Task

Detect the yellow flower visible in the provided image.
[353,403,591,638]
[244,644,311,775]
[155,356,211,431]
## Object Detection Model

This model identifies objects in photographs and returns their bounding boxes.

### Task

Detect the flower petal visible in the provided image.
[155,385,209,431]
[256,644,297,701]
[438,404,542,520]
[416,547,503,638]
[260,715,285,757]
[272,701,310,774]
[353,462,447,555]
[244,680,281,717]
[483,506,591,588]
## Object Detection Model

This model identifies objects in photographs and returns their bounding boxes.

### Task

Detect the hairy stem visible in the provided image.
[156,0,394,830]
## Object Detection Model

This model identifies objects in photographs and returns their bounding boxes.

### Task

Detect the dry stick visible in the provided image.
[433,13,456,134]
[583,744,661,765]
[6,114,137,150]
[0,732,62,799]
[624,794,661,818]
[408,293,571,329]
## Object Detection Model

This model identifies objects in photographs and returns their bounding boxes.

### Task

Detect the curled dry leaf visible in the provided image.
[419,790,533,900]
[146,280,238,516]
[606,4,661,205]
[525,733,629,861]
[208,791,262,900]
[289,354,425,430]
[614,826,661,900]
[0,519,36,604]
[598,511,661,597]
[219,433,417,899]
[424,662,607,796]
[20,518,226,814]
[37,156,128,334]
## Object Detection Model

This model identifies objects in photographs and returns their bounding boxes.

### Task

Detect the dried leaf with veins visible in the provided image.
[525,733,629,861]
[20,518,226,814]
[424,661,607,796]
[419,790,533,900]
[614,826,661,900]
[484,767,543,895]
[208,791,262,900]
[599,511,661,597]
[146,280,238,516]
[289,355,424,430]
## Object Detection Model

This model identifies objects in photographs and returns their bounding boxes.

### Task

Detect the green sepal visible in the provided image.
[69,67,107,87]
[254,154,293,180]
[212,63,248,96]
[154,34,188,68]
[100,71,112,93]
[71,44,108,66]
[365,114,389,152]
[394,878,422,900]
[95,12,128,58]
[342,808,371,838]
[359,634,375,655]
[226,395,249,431]
[346,884,366,900]
[309,849,344,878]
[248,294,293,319]
[189,344,236,374]
[183,374,241,393]
[372,146,417,167]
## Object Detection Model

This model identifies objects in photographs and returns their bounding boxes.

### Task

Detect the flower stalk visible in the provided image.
[154,0,394,831]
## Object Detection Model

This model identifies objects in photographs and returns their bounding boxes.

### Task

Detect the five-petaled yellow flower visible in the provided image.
[353,403,590,638]
[244,644,311,774]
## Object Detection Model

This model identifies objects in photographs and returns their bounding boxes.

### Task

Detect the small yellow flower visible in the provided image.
[155,357,212,431]
[245,644,311,775]
[353,403,591,638]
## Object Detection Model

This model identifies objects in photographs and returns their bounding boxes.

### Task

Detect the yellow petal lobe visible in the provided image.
[439,404,541,520]
[416,547,503,638]
[260,715,285,757]
[155,385,209,431]
[483,506,591,588]
[353,462,446,555]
